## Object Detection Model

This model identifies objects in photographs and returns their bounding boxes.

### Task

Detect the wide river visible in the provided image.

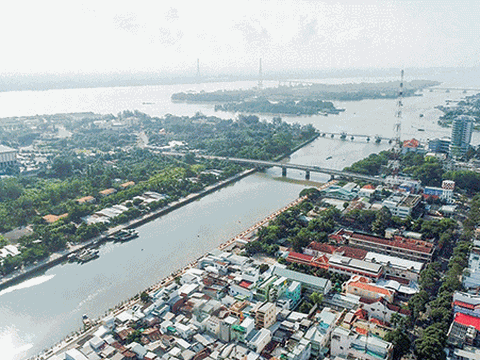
[0,76,479,360]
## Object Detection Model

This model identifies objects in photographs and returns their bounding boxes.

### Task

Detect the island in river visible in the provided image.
[171,79,441,116]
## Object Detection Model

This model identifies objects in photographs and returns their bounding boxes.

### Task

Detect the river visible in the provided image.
[0,75,479,360]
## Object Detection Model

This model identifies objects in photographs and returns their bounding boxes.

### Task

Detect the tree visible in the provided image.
[371,207,392,235]
[309,292,323,306]
[385,329,411,360]
[140,291,151,303]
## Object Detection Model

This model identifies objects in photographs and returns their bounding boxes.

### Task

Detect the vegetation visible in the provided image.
[215,98,343,116]
[0,111,318,276]
[172,80,440,104]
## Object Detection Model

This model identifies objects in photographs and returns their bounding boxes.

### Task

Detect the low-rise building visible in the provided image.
[463,240,480,291]
[273,266,332,296]
[382,192,422,219]
[330,326,393,360]
[344,276,395,303]
[255,302,276,329]
[330,229,435,263]
[364,252,424,282]
[328,255,384,279]
[454,292,480,319]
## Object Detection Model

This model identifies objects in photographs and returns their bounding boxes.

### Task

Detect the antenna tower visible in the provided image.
[394,69,404,148]
[258,58,263,89]
[391,70,404,176]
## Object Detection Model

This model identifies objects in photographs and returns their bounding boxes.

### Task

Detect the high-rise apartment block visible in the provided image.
[450,115,474,158]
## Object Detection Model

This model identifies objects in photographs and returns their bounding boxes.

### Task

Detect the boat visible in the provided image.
[73,248,99,263]
[418,128,425,131]
[326,156,332,160]
[340,133,347,140]
[112,229,139,242]
[419,114,424,118]
[375,136,381,144]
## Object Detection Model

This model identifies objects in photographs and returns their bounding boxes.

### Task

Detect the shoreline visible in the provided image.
[33,178,337,360]
[31,192,313,360]
[0,134,319,292]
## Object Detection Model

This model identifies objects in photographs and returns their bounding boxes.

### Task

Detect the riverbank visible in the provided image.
[0,168,256,291]
[0,134,319,292]
[32,184,334,360]
[32,178,338,360]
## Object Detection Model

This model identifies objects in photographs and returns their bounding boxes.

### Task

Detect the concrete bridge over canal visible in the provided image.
[162,152,386,184]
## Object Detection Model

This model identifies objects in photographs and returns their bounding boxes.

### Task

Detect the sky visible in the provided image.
[2,0,480,77]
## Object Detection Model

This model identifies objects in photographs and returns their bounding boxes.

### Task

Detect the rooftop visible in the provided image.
[454,313,480,331]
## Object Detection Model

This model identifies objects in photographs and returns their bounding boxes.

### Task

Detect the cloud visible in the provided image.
[114,14,141,33]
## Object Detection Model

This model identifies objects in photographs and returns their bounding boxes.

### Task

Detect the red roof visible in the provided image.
[286,252,313,264]
[453,300,477,310]
[335,246,368,260]
[307,242,337,254]
[355,327,368,335]
[348,281,393,297]
[239,280,253,289]
[336,229,434,254]
[454,313,480,331]
[306,242,367,259]
[403,139,420,148]
[362,184,376,190]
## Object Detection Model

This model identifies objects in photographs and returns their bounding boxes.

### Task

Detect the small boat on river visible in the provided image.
[111,229,139,242]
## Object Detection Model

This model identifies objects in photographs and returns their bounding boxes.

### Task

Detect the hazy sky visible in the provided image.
[2,0,479,76]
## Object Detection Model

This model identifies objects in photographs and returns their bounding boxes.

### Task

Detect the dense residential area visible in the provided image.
[34,131,480,360]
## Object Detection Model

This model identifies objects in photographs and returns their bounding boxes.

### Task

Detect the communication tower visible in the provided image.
[391,70,404,175]
[394,69,404,148]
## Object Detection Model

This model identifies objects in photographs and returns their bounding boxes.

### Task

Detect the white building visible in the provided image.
[330,326,393,360]
[0,145,17,167]
[248,328,271,353]
[364,252,424,282]
[382,193,422,219]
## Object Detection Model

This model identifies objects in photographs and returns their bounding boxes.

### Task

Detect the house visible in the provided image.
[447,313,480,347]
[343,276,394,303]
[453,292,480,319]
[120,181,135,189]
[248,328,271,353]
[359,297,410,324]
[43,213,68,223]
[402,138,421,154]
[463,240,480,290]
[99,188,117,196]
[330,326,393,360]
[76,196,96,204]
[255,302,276,329]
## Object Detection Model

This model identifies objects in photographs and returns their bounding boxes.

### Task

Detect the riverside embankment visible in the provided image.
[0,134,319,292]
[0,168,257,292]
[31,188,327,360]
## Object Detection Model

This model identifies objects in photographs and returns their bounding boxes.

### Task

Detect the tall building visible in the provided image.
[450,115,474,158]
